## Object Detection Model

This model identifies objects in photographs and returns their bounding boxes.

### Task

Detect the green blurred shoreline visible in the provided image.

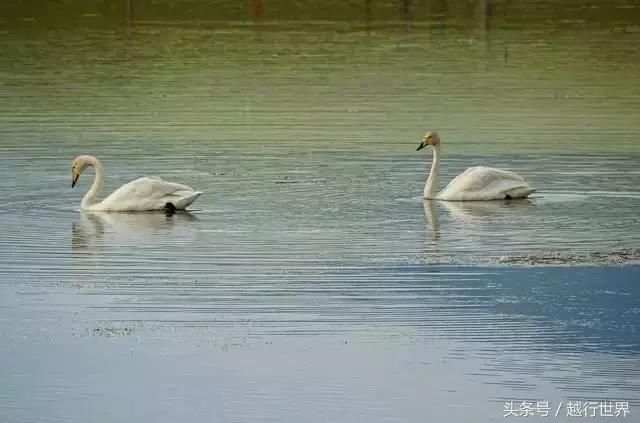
[2,0,640,30]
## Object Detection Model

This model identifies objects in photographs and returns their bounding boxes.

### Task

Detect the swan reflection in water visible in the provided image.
[422,199,536,260]
[436,198,535,223]
[423,200,441,240]
[71,210,199,251]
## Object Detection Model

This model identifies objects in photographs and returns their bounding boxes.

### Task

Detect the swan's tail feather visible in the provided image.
[508,186,536,199]
[173,192,202,209]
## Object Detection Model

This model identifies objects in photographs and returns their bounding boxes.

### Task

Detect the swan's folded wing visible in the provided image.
[442,167,524,192]
[102,177,198,209]
[439,166,533,200]
[135,177,196,199]
[459,166,524,182]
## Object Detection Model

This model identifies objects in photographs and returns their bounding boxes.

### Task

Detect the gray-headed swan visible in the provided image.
[71,155,201,211]
[416,132,536,201]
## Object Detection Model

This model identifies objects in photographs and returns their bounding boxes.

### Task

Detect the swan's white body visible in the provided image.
[71,155,201,211]
[418,132,535,201]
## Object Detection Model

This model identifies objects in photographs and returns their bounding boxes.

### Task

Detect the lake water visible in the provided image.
[1,5,640,422]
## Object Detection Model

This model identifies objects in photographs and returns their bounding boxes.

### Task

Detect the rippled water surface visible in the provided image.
[1,5,640,422]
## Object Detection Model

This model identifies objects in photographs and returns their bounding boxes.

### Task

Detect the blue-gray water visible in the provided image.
[1,8,640,423]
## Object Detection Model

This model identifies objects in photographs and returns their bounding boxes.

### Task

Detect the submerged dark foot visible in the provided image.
[164,202,176,216]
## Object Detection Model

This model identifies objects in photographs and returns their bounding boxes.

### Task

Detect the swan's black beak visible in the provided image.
[416,141,427,151]
[72,173,79,188]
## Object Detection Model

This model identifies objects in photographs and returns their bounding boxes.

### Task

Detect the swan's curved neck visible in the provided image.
[424,144,440,199]
[81,158,104,209]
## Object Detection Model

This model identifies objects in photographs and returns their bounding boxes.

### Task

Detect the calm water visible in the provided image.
[1,9,640,423]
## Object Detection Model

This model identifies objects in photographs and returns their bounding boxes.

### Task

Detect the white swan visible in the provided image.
[71,155,202,211]
[416,132,536,201]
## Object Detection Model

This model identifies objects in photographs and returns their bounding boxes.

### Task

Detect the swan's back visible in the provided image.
[92,177,202,211]
[438,166,535,201]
